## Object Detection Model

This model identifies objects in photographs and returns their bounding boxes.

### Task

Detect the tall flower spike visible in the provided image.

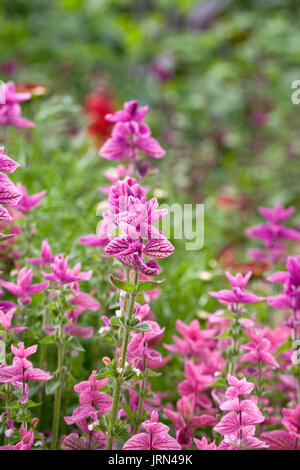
[0,146,22,224]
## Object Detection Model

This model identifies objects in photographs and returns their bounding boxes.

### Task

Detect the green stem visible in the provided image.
[51,318,65,450]
[107,271,138,450]
[134,358,146,434]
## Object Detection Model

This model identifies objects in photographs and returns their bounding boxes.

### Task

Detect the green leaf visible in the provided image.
[69,337,85,352]
[109,275,135,293]
[110,316,122,327]
[40,334,56,345]
[45,380,60,395]
[133,322,152,332]
[137,279,165,293]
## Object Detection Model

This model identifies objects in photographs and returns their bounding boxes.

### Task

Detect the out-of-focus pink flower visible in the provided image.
[15,183,46,213]
[164,395,217,448]
[26,240,59,266]
[0,267,49,304]
[209,271,265,307]
[0,307,26,335]
[164,319,215,360]
[246,204,300,264]
[105,100,148,124]
[123,410,181,450]
[41,254,92,285]
[241,328,279,370]
[0,81,35,128]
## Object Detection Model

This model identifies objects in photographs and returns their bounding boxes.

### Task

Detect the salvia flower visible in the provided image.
[163,395,217,449]
[246,205,300,264]
[15,183,46,213]
[41,254,92,285]
[123,410,181,450]
[26,239,59,266]
[99,100,165,177]
[209,271,265,308]
[0,146,22,223]
[0,81,35,128]
[0,267,49,304]
[0,425,34,450]
[213,375,266,449]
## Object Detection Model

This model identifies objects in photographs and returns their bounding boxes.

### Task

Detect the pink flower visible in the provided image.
[41,254,92,285]
[261,430,300,450]
[259,205,296,224]
[177,362,214,407]
[163,395,217,448]
[15,183,46,213]
[26,239,59,266]
[240,329,279,369]
[209,271,265,307]
[105,100,149,123]
[194,436,217,450]
[127,320,169,369]
[64,371,112,433]
[164,319,215,359]
[225,375,254,399]
[0,267,49,304]
[0,342,52,403]
[0,146,22,223]
[99,100,165,176]
[61,431,107,450]
[0,307,26,334]
[0,425,34,450]
[123,410,181,450]
[214,375,265,449]
[225,271,252,288]
[282,404,300,438]
[0,81,35,128]
[105,191,174,276]
[99,121,165,162]
[246,204,300,264]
